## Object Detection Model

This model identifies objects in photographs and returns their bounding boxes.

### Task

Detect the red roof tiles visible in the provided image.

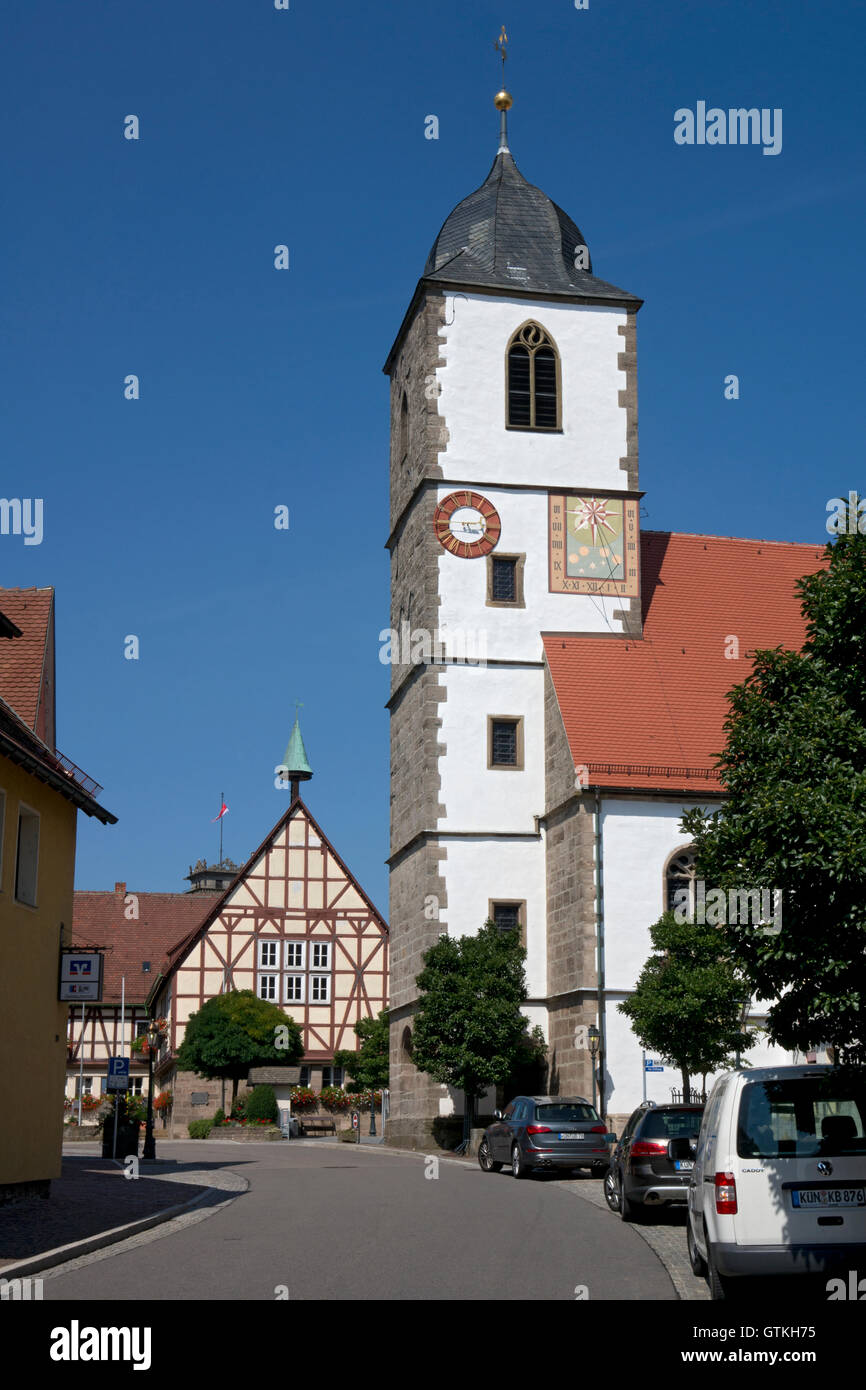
[72,887,215,1004]
[0,587,54,742]
[543,531,828,793]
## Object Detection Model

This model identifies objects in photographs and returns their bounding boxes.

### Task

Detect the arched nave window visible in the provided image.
[665,847,697,919]
[506,321,561,430]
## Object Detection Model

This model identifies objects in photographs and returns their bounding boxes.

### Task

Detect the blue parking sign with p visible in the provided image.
[107,1057,130,1091]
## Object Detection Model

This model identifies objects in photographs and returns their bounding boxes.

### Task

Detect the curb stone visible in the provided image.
[1,1165,248,1281]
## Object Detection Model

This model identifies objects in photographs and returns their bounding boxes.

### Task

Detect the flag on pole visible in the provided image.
[211,803,229,822]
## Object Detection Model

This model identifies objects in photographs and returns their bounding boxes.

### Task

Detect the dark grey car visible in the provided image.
[478,1095,609,1179]
[604,1102,704,1220]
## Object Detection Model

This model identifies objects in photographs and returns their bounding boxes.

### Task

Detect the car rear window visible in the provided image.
[737,1078,866,1158]
[640,1109,704,1140]
[535,1103,598,1124]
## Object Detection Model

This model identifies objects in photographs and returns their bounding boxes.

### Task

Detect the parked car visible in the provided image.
[686,1064,866,1299]
[478,1095,609,1178]
[604,1101,704,1221]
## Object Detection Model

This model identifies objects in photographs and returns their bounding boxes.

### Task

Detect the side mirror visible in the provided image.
[605,1132,617,1144]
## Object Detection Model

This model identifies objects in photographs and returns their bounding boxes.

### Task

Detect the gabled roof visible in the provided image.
[72,887,215,1004]
[543,531,829,794]
[153,797,388,1002]
[0,691,116,822]
[0,587,54,738]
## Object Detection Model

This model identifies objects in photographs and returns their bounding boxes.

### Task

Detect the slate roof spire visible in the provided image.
[420,47,641,308]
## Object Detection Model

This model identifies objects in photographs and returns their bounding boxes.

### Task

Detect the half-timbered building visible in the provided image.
[68,885,215,1114]
[144,734,388,1131]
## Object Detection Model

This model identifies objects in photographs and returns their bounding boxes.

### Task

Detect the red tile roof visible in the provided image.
[0,588,53,734]
[72,887,216,1004]
[543,531,828,793]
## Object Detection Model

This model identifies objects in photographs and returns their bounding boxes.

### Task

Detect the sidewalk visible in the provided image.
[0,1152,245,1279]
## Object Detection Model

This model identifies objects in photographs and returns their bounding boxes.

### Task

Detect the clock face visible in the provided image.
[433,491,501,559]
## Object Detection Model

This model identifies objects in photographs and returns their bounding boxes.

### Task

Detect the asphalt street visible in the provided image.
[42,1141,676,1301]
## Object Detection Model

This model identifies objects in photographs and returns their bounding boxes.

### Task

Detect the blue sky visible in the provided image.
[2,0,864,912]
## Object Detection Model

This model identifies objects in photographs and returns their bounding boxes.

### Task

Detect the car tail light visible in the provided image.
[715,1171,738,1214]
[526,1124,552,1135]
[630,1140,667,1157]
[589,1124,607,1134]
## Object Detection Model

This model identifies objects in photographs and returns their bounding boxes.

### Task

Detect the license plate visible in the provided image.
[791,1188,865,1209]
[674,1160,694,1171]
[560,1132,584,1140]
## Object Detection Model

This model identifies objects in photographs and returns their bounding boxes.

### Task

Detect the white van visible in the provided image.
[687,1065,866,1299]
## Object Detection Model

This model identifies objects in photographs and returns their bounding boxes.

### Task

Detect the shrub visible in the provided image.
[246,1084,278,1123]
[188,1120,212,1139]
[230,1096,248,1121]
[339,1126,359,1143]
[213,1109,225,1126]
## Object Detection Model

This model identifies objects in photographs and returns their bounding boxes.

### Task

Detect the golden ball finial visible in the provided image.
[494,89,513,111]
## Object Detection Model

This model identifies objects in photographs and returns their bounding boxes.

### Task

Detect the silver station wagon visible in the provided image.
[478,1095,610,1179]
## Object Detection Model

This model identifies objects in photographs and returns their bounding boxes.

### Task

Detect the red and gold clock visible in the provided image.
[433,491,501,558]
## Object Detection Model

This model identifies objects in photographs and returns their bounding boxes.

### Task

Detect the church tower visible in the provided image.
[384,71,642,1146]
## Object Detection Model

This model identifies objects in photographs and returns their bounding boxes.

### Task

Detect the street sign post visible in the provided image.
[106,1056,130,1093]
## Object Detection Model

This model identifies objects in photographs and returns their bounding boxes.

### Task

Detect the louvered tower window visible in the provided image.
[506,322,561,430]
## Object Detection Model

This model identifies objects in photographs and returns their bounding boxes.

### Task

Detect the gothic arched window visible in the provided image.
[506,321,561,430]
[665,847,697,918]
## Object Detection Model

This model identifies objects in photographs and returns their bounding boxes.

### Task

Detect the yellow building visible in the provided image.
[0,590,115,1201]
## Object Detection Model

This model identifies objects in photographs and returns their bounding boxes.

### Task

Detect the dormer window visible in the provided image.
[506,322,560,431]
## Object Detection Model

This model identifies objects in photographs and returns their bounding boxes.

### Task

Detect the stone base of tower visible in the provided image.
[386,1009,466,1151]
[545,999,604,1114]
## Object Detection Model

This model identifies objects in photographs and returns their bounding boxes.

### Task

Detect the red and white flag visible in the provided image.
[211,803,229,822]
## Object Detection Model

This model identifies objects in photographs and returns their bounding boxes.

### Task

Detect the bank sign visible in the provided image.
[59,951,103,1002]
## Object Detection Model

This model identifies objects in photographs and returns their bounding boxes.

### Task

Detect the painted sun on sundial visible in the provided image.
[548,492,640,596]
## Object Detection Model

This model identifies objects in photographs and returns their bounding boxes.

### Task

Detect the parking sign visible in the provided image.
[106,1056,130,1092]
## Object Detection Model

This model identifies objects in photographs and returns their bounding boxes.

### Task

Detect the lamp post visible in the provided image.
[369,1088,377,1138]
[588,1025,600,1115]
[142,1019,161,1161]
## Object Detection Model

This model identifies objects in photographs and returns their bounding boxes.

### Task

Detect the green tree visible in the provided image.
[618,912,755,1099]
[681,529,866,1065]
[410,921,532,1141]
[175,990,303,1107]
[333,1009,390,1091]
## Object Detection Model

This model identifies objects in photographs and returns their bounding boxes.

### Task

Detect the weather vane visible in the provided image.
[494,26,508,78]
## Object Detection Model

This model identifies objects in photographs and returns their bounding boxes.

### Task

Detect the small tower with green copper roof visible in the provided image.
[283,709,313,803]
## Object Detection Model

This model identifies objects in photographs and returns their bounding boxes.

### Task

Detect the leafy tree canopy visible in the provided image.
[681,531,866,1065]
[410,922,531,1101]
[334,1009,390,1091]
[618,912,754,1097]
[175,990,303,1102]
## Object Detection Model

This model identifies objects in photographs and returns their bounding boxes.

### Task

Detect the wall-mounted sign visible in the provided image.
[59,950,103,1002]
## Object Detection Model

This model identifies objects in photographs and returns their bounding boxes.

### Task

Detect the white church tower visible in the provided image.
[383,71,643,1147]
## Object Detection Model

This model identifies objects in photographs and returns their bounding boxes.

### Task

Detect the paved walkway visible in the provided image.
[0,1150,246,1277]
